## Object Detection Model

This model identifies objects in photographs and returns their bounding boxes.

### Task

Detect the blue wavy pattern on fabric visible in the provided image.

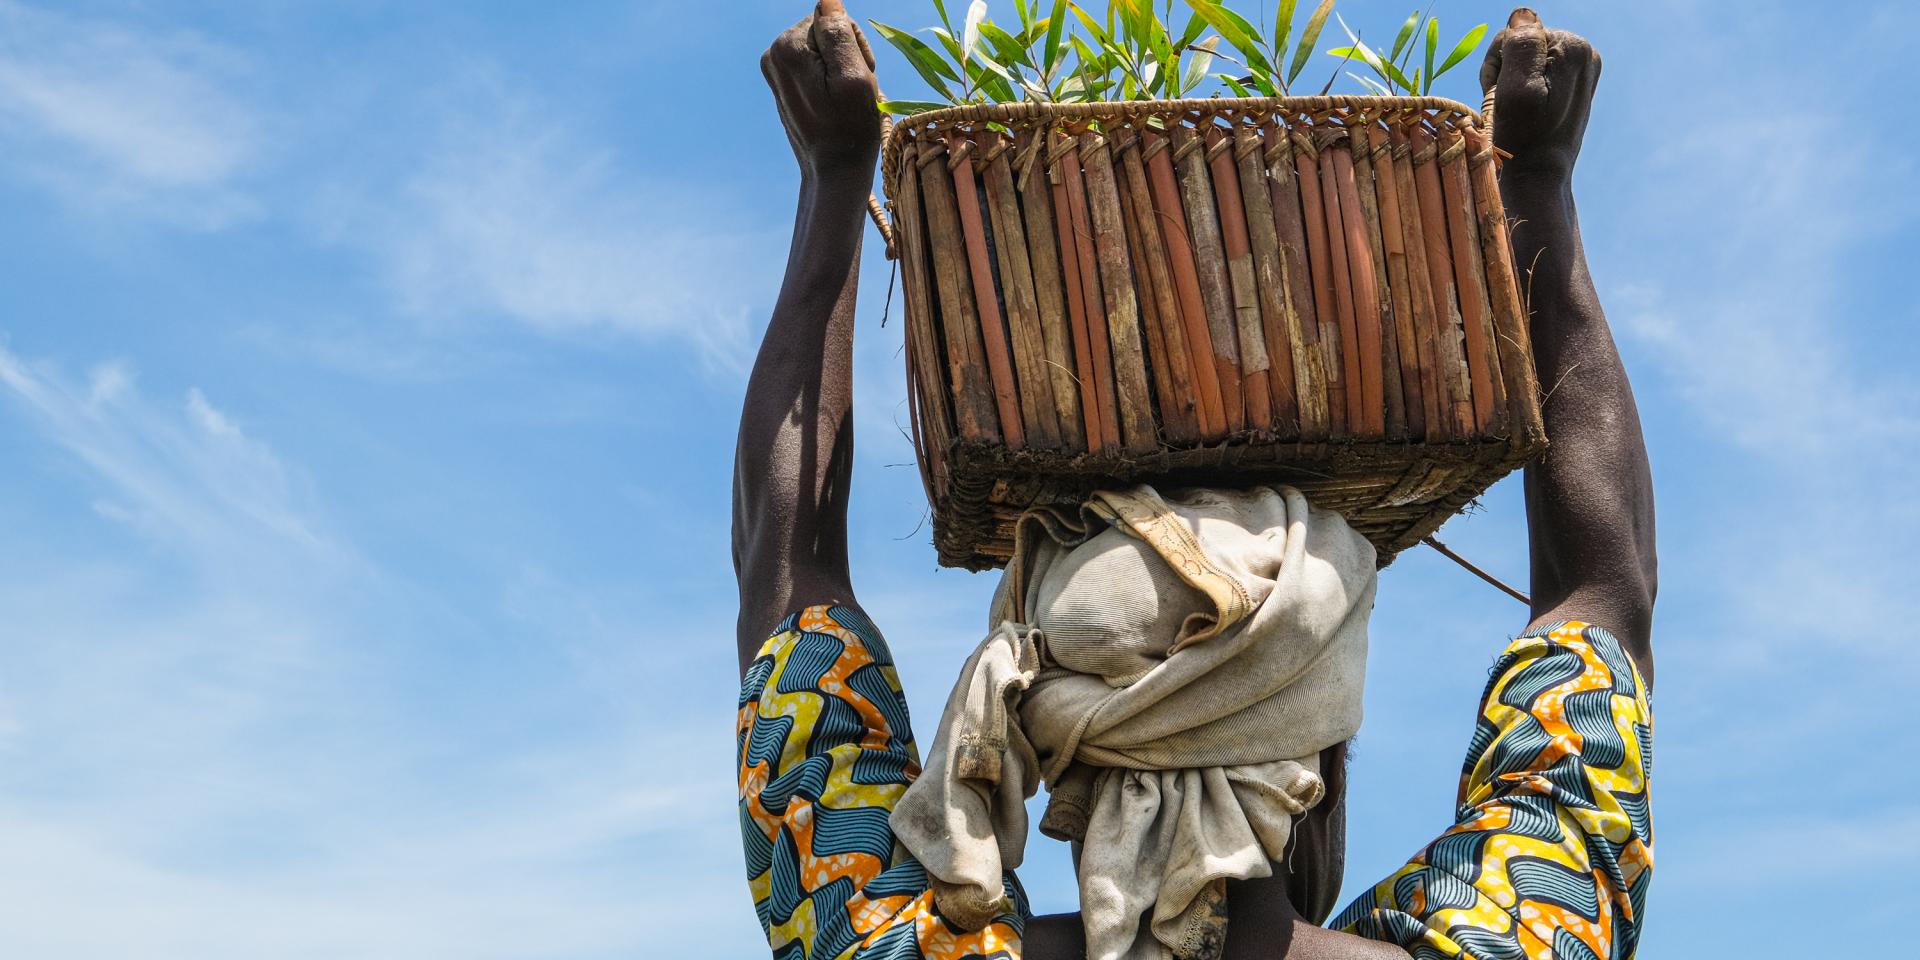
[812,804,897,858]
[1624,870,1652,957]
[777,634,846,695]
[768,826,805,926]
[1553,926,1604,960]
[854,920,921,959]
[1509,856,1602,918]
[1428,827,1489,878]
[1507,792,1565,841]
[807,876,861,959]
[741,655,777,708]
[1612,787,1652,844]
[1562,687,1626,769]
[1485,714,1555,780]
[1416,864,1481,913]
[1328,888,1376,931]
[806,696,870,759]
[832,605,895,667]
[746,714,796,774]
[850,747,915,787]
[1498,647,1586,711]
[848,662,914,746]
[761,755,831,817]
[1463,715,1500,777]
[1534,754,1598,810]
[1583,625,1640,698]
[862,860,932,900]
[1378,910,1433,944]
[742,803,775,880]
[1447,924,1528,960]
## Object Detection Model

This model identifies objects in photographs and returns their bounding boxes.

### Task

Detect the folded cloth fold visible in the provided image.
[893,484,1376,960]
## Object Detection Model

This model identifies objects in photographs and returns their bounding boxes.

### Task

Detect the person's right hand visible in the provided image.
[1478,7,1601,178]
[761,0,883,181]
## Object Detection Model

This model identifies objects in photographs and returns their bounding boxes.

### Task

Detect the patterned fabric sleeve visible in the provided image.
[1333,621,1654,960]
[738,604,1028,960]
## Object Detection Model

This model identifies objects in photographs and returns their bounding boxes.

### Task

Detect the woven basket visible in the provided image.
[880,95,1544,570]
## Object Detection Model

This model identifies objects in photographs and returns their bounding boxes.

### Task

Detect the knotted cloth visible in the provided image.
[891,485,1376,960]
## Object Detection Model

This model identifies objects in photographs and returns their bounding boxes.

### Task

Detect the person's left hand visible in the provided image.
[760,0,883,180]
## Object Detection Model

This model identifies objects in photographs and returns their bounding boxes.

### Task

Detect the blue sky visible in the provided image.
[0,0,1913,957]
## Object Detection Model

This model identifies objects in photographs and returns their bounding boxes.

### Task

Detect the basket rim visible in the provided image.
[881,94,1484,199]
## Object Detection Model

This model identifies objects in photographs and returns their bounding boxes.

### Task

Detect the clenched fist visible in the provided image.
[761,1,884,179]
[1479,7,1601,179]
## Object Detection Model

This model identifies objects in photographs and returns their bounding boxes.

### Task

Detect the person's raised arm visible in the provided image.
[733,1,882,670]
[1482,8,1657,683]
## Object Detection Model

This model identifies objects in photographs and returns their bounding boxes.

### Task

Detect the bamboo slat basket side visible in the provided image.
[882,96,1545,570]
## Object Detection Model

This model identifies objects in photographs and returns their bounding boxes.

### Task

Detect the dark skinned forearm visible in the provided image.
[1505,169,1657,681]
[732,170,870,668]
[1478,9,1656,683]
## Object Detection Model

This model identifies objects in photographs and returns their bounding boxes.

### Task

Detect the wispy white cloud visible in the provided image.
[0,343,756,958]
[0,0,261,227]
[0,346,341,583]
[323,88,778,374]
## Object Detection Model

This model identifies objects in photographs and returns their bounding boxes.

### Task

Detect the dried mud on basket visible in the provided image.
[883,97,1544,571]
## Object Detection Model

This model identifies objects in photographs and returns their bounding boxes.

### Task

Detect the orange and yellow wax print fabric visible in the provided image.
[738,608,1652,960]
[1333,621,1655,959]
[738,605,1026,960]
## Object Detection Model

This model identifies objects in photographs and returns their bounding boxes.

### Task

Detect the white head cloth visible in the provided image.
[891,484,1376,960]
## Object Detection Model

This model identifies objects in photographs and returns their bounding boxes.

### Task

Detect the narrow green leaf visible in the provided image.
[1398,3,1435,70]
[972,45,1019,84]
[1332,16,1391,82]
[1019,20,1048,49]
[929,26,966,65]
[1070,33,1101,65]
[1045,0,1069,73]
[1148,15,1174,73]
[981,21,1036,68]
[1014,0,1034,30]
[868,20,962,102]
[1112,0,1135,43]
[1435,24,1488,79]
[1177,11,1209,48]
[1274,0,1298,57]
[1382,56,1417,95]
[932,0,952,32]
[969,58,1019,101]
[1217,73,1254,98]
[1390,9,1420,64]
[1188,0,1270,77]
[1319,39,1357,94]
[1287,0,1335,86]
[1424,18,1438,92]
[878,99,950,115]
[1068,2,1110,45]
[1182,35,1220,95]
